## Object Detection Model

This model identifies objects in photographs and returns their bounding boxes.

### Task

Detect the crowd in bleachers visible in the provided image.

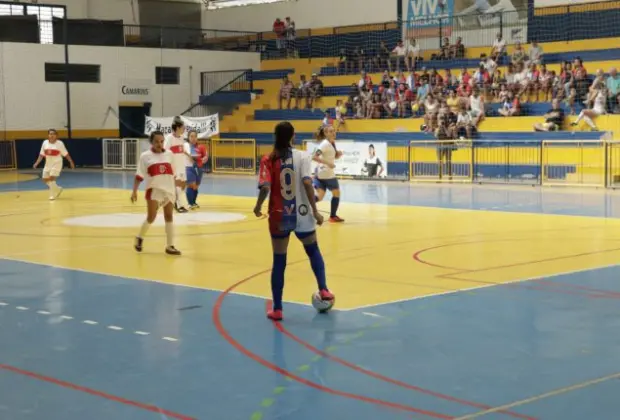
[275,33,620,138]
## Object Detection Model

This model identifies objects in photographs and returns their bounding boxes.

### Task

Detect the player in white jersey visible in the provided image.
[571,88,607,130]
[131,130,181,256]
[164,116,191,213]
[253,122,333,321]
[32,129,75,200]
[312,125,344,223]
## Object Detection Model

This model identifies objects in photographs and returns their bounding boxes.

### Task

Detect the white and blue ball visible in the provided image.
[311,292,335,313]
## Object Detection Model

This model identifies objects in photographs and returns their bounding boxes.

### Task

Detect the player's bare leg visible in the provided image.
[163,201,181,255]
[135,199,159,252]
[45,176,63,200]
[175,179,189,213]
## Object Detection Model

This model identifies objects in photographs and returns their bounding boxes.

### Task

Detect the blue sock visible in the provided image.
[271,253,287,311]
[191,188,198,204]
[304,242,327,291]
[330,197,340,217]
[186,188,194,205]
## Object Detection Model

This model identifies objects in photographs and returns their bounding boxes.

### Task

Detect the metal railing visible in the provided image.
[200,69,253,96]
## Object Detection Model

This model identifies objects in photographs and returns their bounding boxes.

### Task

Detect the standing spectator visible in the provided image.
[606,67,620,112]
[284,17,296,58]
[273,18,286,55]
[491,33,506,57]
[391,40,407,72]
[278,76,293,109]
[511,42,526,66]
[451,37,465,59]
[358,70,373,91]
[534,99,565,132]
[528,41,544,65]
[378,41,391,72]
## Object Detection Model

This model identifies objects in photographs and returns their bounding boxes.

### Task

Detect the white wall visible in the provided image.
[201,0,398,32]
[5,0,138,23]
[0,43,260,131]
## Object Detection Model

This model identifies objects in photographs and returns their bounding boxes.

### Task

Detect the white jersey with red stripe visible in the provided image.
[164,133,186,176]
[136,149,176,202]
[40,140,68,165]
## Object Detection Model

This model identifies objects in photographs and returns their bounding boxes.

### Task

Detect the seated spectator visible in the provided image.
[440,37,451,59]
[307,73,323,108]
[359,70,373,90]
[498,84,509,104]
[380,70,392,89]
[406,70,417,91]
[468,88,485,127]
[359,86,372,116]
[528,41,543,65]
[483,54,498,79]
[538,64,552,102]
[405,38,421,71]
[491,33,506,57]
[456,105,476,140]
[586,69,606,107]
[490,69,504,100]
[572,57,589,101]
[458,67,471,87]
[295,74,309,109]
[417,76,431,103]
[397,82,414,118]
[378,41,391,72]
[391,40,408,72]
[534,99,565,132]
[498,92,521,117]
[367,93,383,119]
[446,89,460,113]
[524,63,541,102]
[607,67,620,113]
[334,99,346,129]
[423,93,440,131]
[394,70,407,86]
[472,64,491,96]
[444,69,457,90]
[571,88,607,130]
[511,42,526,66]
[278,76,294,109]
[337,49,348,75]
[353,47,368,74]
[451,37,465,59]
[504,63,516,94]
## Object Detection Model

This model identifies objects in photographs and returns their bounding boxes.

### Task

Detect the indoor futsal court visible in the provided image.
[2,170,620,420]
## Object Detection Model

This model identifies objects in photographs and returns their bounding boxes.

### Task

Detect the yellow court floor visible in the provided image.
[2,187,620,310]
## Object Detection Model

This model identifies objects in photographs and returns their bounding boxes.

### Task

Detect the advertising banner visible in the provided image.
[144,114,219,139]
[304,141,388,178]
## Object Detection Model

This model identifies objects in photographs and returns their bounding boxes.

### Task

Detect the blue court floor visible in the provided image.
[1,171,620,420]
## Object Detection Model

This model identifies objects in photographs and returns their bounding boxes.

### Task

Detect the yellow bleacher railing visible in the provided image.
[210,138,256,174]
[212,137,620,189]
[0,140,17,170]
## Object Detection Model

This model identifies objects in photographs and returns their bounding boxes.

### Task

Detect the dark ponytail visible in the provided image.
[171,116,184,132]
[314,126,326,141]
[271,121,294,160]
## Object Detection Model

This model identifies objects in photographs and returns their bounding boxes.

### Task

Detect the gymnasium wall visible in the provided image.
[3,0,138,23]
[0,43,260,137]
[201,0,398,32]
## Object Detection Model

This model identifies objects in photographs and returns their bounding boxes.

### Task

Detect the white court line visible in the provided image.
[134,331,150,336]
[162,337,178,342]
[36,310,51,315]
[362,312,384,318]
[59,315,73,320]
[107,325,123,331]
[454,371,620,419]
[0,256,314,309]
[82,320,98,325]
[0,302,8,306]
[15,306,28,310]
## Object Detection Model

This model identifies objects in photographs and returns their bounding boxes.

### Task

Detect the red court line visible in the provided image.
[212,270,454,419]
[413,240,620,300]
[0,363,196,420]
[267,301,536,420]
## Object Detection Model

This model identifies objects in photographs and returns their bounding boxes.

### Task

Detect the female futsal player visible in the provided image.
[312,125,344,223]
[185,130,208,209]
[254,121,334,321]
[32,128,75,200]
[131,130,181,256]
[164,116,191,213]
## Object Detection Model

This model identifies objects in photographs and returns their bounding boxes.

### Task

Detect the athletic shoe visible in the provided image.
[329,216,345,223]
[267,309,283,321]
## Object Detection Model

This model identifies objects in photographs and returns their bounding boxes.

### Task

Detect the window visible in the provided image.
[205,0,291,10]
[156,67,180,85]
[45,63,101,83]
[0,4,64,44]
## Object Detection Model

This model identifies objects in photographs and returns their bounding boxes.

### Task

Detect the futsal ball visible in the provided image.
[389,101,397,110]
[311,291,335,313]
[412,103,420,112]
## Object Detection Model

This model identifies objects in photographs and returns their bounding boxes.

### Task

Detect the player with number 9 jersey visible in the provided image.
[258,147,315,237]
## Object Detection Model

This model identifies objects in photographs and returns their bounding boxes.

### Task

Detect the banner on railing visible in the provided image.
[534,0,601,6]
[304,140,388,178]
[144,114,219,139]
[403,0,527,46]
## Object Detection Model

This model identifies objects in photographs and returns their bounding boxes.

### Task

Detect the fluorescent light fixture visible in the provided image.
[206,0,290,10]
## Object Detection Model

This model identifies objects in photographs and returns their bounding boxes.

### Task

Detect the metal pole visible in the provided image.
[62,6,72,140]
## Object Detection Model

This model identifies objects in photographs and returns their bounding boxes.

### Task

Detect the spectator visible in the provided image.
[423,93,439,131]
[358,70,373,90]
[380,70,392,89]
[571,88,607,130]
[444,69,457,90]
[435,113,456,179]
[607,67,620,112]
[440,37,451,59]
[396,82,414,118]
[505,63,516,94]
[451,37,465,59]
[367,92,383,119]
[417,76,431,103]
[359,86,372,117]
[456,105,475,140]
[468,88,485,127]
[338,49,348,75]
[472,64,491,97]
[295,74,309,109]
[391,40,407,72]
[586,69,605,107]
[378,41,391,72]
[528,41,543,65]
[458,67,471,87]
[483,54,498,78]
[539,64,552,101]
[491,33,506,57]
[406,70,417,91]
[405,38,421,70]
[334,99,346,130]
[511,42,526,66]
[278,76,293,109]
[284,17,296,57]
[307,73,323,108]
[498,91,521,117]
[534,99,565,132]
[273,18,286,54]
[446,89,460,113]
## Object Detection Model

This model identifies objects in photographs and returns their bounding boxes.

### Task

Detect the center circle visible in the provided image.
[63,212,247,228]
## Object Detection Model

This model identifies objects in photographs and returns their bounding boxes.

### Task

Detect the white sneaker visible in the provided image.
[54,187,63,199]
[49,195,55,201]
